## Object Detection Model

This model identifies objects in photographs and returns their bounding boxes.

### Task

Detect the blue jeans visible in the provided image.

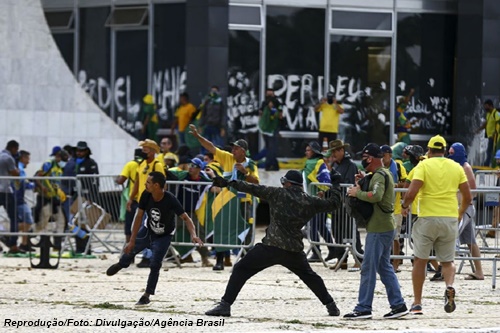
[263,133,279,170]
[354,230,405,312]
[119,226,172,295]
[484,137,494,166]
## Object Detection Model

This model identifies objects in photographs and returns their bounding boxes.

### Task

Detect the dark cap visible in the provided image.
[280,170,303,186]
[380,145,392,154]
[308,141,322,155]
[362,143,383,158]
[230,139,248,151]
[326,92,334,98]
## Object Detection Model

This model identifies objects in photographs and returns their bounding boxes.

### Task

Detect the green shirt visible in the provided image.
[355,168,395,233]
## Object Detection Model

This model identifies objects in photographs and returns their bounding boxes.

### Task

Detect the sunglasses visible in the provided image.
[189,163,201,168]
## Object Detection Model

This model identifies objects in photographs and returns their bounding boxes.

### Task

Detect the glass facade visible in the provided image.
[43,0,459,158]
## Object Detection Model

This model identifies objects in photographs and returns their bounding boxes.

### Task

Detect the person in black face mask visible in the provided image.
[314,92,344,144]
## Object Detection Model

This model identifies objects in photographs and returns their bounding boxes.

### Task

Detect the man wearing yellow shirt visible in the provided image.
[189,124,259,269]
[116,148,145,242]
[314,92,344,143]
[126,139,165,268]
[402,135,471,315]
[155,137,178,167]
[477,99,500,166]
[171,93,197,145]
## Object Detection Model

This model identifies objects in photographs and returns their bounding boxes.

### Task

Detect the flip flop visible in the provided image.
[465,274,484,280]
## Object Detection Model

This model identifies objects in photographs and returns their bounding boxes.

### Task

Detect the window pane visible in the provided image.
[330,35,392,153]
[227,30,261,156]
[153,3,187,132]
[332,11,392,31]
[45,10,74,29]
[115,30,148,136]
[266,6,325,158]
[105,7,148,27]
[396,13,456,136]
[78,7,111,118]
[229,5,261,25]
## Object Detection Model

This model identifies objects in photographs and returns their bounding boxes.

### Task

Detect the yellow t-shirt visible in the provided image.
[393,159,407,215]
[316,103,341,133]
[175,103,197,132]
[136,159,165,199]
[214,148,259,202]
[412,157,467,218]
[120,160,140,199]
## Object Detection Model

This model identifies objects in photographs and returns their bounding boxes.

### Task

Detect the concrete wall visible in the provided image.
[0,0,138,175]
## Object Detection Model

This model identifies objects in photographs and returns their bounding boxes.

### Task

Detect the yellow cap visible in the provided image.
[427,135,446,149]
[143,94,154,104]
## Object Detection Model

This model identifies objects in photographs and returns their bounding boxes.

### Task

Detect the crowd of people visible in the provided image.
[0,140,98,254]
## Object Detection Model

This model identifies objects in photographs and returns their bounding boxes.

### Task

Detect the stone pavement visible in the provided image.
[0,227,499,333]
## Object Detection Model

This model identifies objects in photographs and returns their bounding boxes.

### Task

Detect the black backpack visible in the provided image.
[344,169,394,228]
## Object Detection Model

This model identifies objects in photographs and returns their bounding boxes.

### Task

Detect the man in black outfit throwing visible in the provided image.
[205,169,343,317]
[106,172,203,306]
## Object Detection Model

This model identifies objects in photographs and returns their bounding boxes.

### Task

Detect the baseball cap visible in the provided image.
[50,146,62,156]
[280,170,303,186]
[362,143,383,158]
[190,157,206,169]
[230,139,248,151]
[380,145,392,154]
[427,135,447,149]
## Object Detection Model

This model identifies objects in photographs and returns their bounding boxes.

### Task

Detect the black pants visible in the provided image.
[221,243,334,305]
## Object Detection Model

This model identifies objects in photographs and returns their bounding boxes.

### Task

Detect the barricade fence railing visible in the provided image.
[307,182,499,286]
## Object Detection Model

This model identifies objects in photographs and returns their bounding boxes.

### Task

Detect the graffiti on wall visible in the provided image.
[78,67,187,136]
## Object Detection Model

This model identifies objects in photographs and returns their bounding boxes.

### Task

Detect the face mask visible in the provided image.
[361,158,370,169]
[327,98,334,104]
[58,161,67,168]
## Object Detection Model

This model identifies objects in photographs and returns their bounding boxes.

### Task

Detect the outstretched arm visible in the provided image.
[188,124,216,154]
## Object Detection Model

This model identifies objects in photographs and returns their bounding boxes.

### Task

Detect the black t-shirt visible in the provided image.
[138,190,185,236]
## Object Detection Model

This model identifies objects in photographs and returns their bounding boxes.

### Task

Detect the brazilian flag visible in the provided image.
[211,187,248,252]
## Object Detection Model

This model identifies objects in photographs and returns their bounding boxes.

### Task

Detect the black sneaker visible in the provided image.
[212,263,224,271]
[326,302,340,316]
[383,304,409,319]
[430,272,443,281]
[136,258,150,268]
[135,296,150,306]
[205,300,231,317]
[410,304,423,315]
[106,263,122,276]
[444,286,456,313]
[343,310,372,320]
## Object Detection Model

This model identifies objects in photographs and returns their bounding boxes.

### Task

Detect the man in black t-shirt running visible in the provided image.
[106,172,203,306]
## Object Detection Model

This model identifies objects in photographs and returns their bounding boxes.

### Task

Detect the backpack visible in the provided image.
[344,169,394,228]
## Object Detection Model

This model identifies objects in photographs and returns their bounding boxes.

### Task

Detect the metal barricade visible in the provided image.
[74,175,126,254]
[0,176,83,268]
[166,180,257,264]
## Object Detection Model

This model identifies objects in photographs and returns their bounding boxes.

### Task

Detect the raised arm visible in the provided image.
[188,124,216,154]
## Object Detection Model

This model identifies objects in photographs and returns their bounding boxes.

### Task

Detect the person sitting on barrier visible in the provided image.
[344,143,408,320]
[402,135,472,315]
[381,145,407,273]
[127,139,165,268]
[204,169,343,317]
[302,141,336,263]
[448,142,484,280]
[189,124,259,271]
[34,147,68,251]
[106,171,203,306]
[116,148,146,244]
[12,150,35,252]
[0,140,21,253]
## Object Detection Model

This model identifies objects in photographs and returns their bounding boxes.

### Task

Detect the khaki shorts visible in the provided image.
[394,214,403,240]
[412,217,458,262]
